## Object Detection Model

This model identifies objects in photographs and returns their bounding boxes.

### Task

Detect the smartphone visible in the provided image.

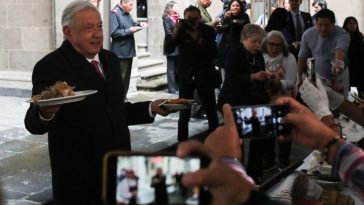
[102,151,210,205]
[231,104,291,138]
[307,58,316,86]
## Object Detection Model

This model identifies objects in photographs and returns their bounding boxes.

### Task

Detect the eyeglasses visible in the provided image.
[267,42,282,48]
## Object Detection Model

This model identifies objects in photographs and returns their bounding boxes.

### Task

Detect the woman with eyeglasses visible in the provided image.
[261,30,297,169]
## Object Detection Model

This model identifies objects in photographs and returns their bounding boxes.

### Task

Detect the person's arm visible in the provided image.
[336,100,364,126]
[280,54,297,91]
[110,12,139,39]
[332,142,364,202]
[332,29,350,75]
[296,57,306,88]
[276,96,364,203]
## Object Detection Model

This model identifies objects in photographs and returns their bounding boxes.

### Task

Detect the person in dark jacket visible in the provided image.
[151,168,169,205]
[110,0,148,97]
[286,0,313,59]
[218,24,273,184]
[216,0,250,72]
[165,6,219,142]
[24,1,169,204]
[342,16,364,98]
[162,1,180,94]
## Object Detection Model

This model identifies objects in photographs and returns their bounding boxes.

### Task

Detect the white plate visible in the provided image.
[26,90,98,107]
[160,103,191,111]
[158,99,195,111]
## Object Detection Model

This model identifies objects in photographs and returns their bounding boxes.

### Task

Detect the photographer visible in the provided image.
[165,5,219,142]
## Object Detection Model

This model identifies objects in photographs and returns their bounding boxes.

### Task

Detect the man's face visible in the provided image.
[199,0,212,8]
[289,0,302,11]
[121,0,134,13]
[63,9,103,58]
[313,3,322,13]
[316,17,334,37]
[184,10,201,28]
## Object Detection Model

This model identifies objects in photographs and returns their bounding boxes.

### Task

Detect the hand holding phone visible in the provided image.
[307,58,316,87]
[231,104,291,138]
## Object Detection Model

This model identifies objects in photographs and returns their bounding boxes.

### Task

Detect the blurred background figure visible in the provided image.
[311,0,339,25]
[162,1,180,94]
[261,30,297,168]
[311,0,326,24]
[216,0,250,82]
[117,170,139,205]
[151,168,169,205]
[255,3,278,28]
[265,8,290,42]
[342,16,364,98]
[286,0,313,59]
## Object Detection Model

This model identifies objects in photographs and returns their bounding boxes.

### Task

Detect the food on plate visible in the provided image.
[31,81,75,102]
[164,99,191,105]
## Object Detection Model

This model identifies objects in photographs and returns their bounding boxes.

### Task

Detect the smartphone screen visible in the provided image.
[232,104,290,138]
[102,151,208,205]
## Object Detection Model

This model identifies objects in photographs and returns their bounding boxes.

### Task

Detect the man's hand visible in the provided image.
[176,105,256,205]
[331,59,345,76]
[129,26,142,33]
[151,99,174,116]
[139,22,148,27]
[39,105,61,119]
[275,96,337,152]
[205,104,242,160]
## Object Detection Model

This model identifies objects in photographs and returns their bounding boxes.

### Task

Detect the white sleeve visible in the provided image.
[280,54,297,90]
[116,179,132,203]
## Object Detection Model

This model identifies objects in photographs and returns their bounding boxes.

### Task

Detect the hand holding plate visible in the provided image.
[152,99,175,116]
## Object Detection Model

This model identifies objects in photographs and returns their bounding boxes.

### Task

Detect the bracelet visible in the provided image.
[322,135,341,163]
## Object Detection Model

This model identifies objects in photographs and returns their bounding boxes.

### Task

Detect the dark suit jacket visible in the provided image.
[164,23,217,88]
[24,40,154,204]
[287,11,313,57]
[217,45,269,109]
[110,4,140,59]
[162,16,178,56]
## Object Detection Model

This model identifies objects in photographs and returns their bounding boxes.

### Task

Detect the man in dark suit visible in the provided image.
[24,1,168,204]
[165,6,219,142]
[110,0,148,97]
[286,0,313,59]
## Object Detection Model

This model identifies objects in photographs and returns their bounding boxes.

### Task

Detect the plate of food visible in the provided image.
[159,99,195,111]
[26,81,97,107]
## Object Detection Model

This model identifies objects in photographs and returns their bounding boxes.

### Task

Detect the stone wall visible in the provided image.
[0,0,54,73]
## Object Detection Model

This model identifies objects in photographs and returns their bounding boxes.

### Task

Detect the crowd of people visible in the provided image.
[15,0,364,204]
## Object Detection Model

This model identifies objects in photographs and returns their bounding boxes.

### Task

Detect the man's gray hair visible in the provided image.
[240,24,266,41]
[261,30,290,57]
[62,1,98,28]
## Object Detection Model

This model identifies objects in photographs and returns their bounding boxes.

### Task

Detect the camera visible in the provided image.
[232,104,291,138]
[102,150,210,205]
[179,19,196,31]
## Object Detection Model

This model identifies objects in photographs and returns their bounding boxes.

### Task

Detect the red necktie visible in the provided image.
[91,60,104,79]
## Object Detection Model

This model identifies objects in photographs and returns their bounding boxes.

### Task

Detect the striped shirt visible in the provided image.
[332,140,364,202]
